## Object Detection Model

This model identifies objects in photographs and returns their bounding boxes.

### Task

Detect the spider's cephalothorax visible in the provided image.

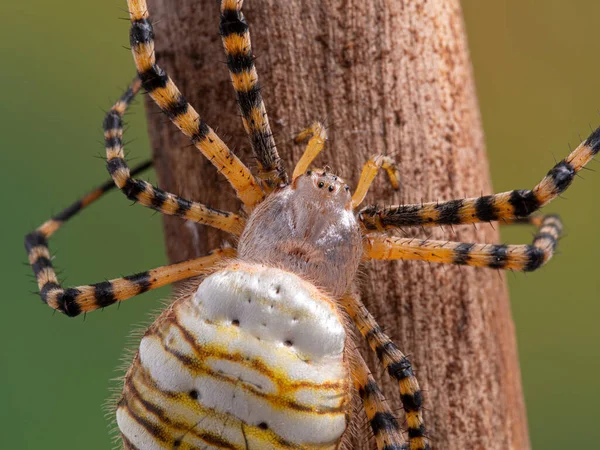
[240,170,362,298]
[25,0,599,449]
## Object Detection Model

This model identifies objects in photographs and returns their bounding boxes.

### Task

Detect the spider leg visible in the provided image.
[127,0,264,209]
[26,228,232,317]
[220,0,288,190]
[359,126,600,230]
[349,350,408,450]
[364,214,562,271]
[25,156,235,316]
[342,294,429,450]
[106,79,245,236]
[352,155,401,208]
[292,122,327,180]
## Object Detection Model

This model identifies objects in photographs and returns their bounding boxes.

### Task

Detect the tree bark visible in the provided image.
[143,0,530,448]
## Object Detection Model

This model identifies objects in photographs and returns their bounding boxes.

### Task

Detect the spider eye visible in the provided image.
[345,186,350,192]
[328,186,334,192]
[318,182,325,188]
[306,170,312,175]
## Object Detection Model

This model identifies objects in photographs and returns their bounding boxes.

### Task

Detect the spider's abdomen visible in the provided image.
[118,262,351,449]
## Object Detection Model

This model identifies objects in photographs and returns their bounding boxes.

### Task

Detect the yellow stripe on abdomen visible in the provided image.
[118,263,350,449]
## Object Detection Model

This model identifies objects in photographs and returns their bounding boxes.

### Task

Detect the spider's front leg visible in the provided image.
[292,122,328,179]
[364,214,562,271]
[358,126,600,230]
[127,0,265,208]
[219,0,288,190]
[352,155,401,208]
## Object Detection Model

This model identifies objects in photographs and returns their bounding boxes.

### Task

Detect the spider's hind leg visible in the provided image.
[349,351,408,450]
[341,293,430,450]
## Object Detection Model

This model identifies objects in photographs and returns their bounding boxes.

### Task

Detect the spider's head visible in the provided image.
[292,169,352,210]
[238,168,361,297]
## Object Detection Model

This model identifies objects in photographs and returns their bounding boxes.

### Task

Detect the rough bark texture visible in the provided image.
[143,0,530,448]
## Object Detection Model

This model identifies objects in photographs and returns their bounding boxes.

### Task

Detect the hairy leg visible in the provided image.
[349,351,407,450]
[220,0,288,189]
[105,79,245,236]
[364,215,562,271]
[342,293,429,450]
[24,154,235,316]
[359,127,600,230]
[127,0,264,208]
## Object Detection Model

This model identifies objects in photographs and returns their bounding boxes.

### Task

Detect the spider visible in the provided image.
[24,0,598,449]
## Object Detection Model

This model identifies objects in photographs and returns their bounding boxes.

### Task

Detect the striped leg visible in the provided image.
[352,156,401,209]
[359,126,600,230]
[28,159,151,241]
[349,352,407,450]
[26,236,232,317]
[24,160,235,316]
[127,0,265,208]
[220,0,288,190]
[342,295,429,450]
[105,79,245,236]
[364,214,562,271]
[292,122,327,180]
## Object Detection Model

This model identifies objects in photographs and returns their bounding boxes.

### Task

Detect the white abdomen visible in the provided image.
[117,262,350,449]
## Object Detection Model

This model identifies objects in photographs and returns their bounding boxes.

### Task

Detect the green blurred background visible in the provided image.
[1,0,598,448]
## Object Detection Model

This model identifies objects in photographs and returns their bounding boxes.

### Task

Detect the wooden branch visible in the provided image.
[143,0,530,448]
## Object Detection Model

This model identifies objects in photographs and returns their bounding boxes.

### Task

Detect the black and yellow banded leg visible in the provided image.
[359,125,600,230]
[24,159,236,316]
[342,295,429,450]
[105,78,245,236]
[127,0,264,209]
[352,156,401,209]
[30,159,152,241]
[220,0,287,190]
[26,233,232,317]
[349,353,407,450]
[364,214,562,271]
[292,122,328,180]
